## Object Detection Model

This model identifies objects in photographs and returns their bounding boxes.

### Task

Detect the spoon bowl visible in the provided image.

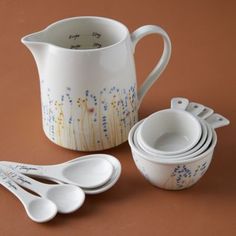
[46,185,85,214]
[62,158,113,188]
[27,198,58,223]
[54,154,121,194]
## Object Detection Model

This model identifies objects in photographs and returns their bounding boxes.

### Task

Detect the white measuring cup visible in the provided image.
[132,114,226,163]
[152,98,229,161]
[134,98,229,162]
[137,108,202,155]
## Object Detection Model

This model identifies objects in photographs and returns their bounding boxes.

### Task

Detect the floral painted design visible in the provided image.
[41,85,138,151]
[164,162,209,189]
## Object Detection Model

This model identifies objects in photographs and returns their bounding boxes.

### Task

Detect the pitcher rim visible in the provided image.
[21,16,131,52]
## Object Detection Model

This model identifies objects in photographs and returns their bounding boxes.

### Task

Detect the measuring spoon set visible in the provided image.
[0,154,121,223]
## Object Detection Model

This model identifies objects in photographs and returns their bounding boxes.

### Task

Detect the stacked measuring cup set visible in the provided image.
[128,97,230,190]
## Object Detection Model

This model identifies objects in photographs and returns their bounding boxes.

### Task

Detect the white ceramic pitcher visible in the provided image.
[22,16,171,151]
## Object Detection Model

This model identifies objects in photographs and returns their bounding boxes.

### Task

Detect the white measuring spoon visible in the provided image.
[1,165,85,214]
[54,154,121,195]
[1,157,113,189]
[0,169,57,223]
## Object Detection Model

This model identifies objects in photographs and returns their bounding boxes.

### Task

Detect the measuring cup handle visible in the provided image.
[186,102,205,116]
[131,25,171,108]
[205,113,230,129]
[171,98,212,119]
[197,106,214,119]
[170,97,189,110]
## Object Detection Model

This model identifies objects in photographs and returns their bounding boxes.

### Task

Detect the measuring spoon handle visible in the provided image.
[0,168,35,206]
[0,161,50,176]
[1,165,49,195]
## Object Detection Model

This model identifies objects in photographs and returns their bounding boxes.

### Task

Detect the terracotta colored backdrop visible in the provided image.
[0,0,235,235]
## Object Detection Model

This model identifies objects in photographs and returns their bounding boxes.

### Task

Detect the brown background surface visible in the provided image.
[0,0,235,235]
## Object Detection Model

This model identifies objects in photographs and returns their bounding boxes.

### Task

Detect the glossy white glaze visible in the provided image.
[22,16,171,151]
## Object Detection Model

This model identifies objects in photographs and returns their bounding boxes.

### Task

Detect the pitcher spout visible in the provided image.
[22,30,47,48]
[21,31,48,70]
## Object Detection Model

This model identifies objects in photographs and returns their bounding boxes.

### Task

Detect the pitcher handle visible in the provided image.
[131,25,171,108]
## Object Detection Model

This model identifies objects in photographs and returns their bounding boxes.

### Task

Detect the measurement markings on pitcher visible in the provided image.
[70,44,81,49]
[68,32,101,40]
